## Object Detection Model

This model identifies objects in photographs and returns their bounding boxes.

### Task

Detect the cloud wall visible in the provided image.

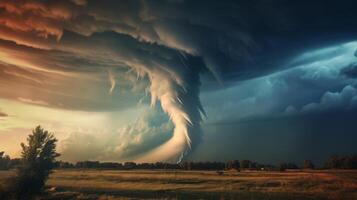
[1,0,357,162]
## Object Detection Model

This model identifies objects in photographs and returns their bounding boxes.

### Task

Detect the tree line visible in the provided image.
[50,156,357,171]
[55,160,278,171]
[53,160,300,171]
[2,152,357,172]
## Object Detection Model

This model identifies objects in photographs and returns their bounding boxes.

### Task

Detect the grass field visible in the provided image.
[1,169,357,199]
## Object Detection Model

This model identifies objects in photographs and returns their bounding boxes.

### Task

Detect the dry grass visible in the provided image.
[1,169,357,199]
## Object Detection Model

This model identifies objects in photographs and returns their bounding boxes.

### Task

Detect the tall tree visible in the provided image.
[13,126,60,196]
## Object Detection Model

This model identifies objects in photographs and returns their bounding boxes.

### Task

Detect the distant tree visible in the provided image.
[57,161,75,168]
[240,160,252,169]
[124,162,137,169]
[325,156,340,169]
[249,162,258,169]
[343,155,357,169]
[181,161,193,170]
[100,162,123,169]
[0,151,11,170]
[76,161,100,168]
[279,162,299,171]
[226,160,240,170]
[303,160,315,169]
[324,155,357,169]
[11,126,60,197]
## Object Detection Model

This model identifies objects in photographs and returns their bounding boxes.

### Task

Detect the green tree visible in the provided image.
[13,126,60,197]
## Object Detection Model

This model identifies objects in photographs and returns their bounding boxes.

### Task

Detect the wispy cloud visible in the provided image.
[18,97,49,106]
[0,111,8,117]
[108,70,116,95]
[3,69,43,84]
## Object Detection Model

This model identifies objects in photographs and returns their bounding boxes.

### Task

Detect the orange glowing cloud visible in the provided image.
[0,0,76,42]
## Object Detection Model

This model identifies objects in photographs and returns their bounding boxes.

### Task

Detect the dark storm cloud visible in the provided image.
[1,0,356,110]
[152,0,357,81]
[1,0,357,162]
[2,0,357,83]
[300,85,357,113]
[201,41,357,125]
[341,62,357,78]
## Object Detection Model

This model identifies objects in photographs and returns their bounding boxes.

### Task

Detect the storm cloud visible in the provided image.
[59,108,174,162]
[341,63,357,78]
[1,0,357,162]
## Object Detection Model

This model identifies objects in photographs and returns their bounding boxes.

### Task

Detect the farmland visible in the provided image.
[1,169,357,199]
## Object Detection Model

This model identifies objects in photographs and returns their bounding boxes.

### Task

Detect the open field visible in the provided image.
[1,169,357,199]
